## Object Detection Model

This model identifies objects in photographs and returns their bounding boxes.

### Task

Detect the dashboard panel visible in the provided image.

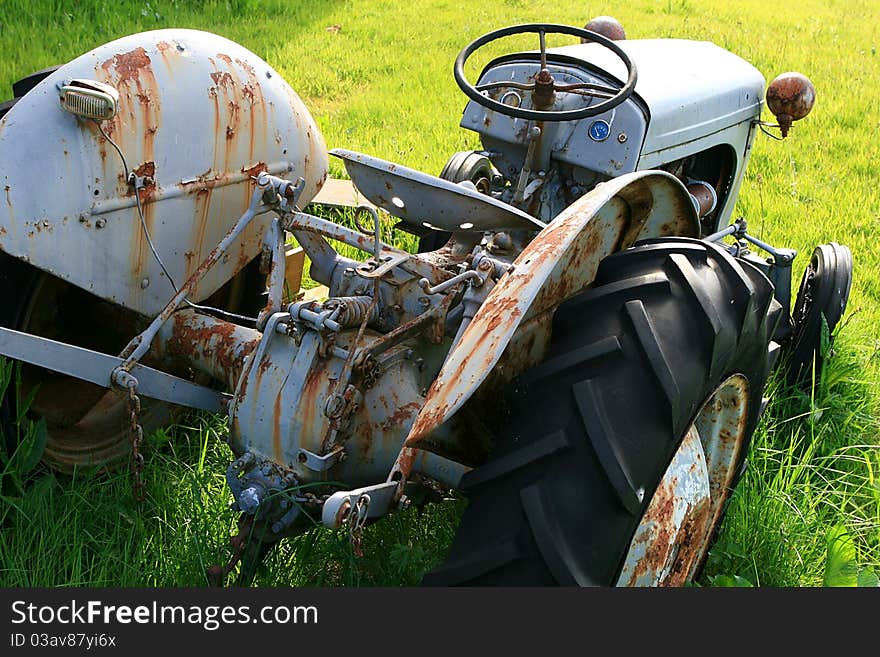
[459,54,649,180]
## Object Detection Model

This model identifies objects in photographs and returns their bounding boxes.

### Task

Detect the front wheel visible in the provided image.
[786,242,852,387]
[424,238,780,586]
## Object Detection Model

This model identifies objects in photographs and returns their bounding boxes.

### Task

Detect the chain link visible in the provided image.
[127,384,146,502]
[347,494,370,557]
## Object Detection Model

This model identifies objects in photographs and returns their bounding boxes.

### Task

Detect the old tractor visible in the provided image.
[0,18,852,586]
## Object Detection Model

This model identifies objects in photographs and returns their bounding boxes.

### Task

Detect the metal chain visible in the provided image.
[207,515,254,586]
[347,494,370,557]
[127,384,146,502]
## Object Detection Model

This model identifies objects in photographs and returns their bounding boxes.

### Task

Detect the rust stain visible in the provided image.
[241,162,267,178]
[133,161,155,179]
[155,40,185,74]
[299,364,328,457]
[130,161,158,203]
[234,57,255,76]
[666,497,712,585]
[210,71,234,88]
[235,56,267,170]
[625,476,676,587]
[163,311,260,388]
[379,401,422,435]
[99,46,162,284]
[101,47,151,83]
[191,188,212,269]
[272,392,283,462]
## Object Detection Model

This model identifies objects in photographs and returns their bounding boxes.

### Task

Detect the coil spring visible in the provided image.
[324,296,380,327]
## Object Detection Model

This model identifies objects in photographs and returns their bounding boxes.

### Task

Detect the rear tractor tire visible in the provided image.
[0,252,267,473]
[0,253,174,472]
[425,238,780,586]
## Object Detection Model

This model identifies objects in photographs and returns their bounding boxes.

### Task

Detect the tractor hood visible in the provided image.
[550,39,766,154]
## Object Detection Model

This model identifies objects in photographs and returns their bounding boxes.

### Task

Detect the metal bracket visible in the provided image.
[321,481,399,529]
[704,217,797,314]
[356,251,411,279]
[298,445,344,473]
[705,217,796,263]
[0,326,231,413]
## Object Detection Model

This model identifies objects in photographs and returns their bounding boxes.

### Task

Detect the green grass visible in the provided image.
[1,0,879,586]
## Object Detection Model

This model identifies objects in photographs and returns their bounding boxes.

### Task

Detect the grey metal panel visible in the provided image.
[460,61,647,178]
[549,40,765,154]
[0,29,329,316]
[0,326,230,413]
[330,148,546,232]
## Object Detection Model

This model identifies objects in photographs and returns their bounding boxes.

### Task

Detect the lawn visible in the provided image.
[0,0,878,586]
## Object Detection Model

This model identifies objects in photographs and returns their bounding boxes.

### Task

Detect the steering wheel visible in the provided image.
[454,23,638,122]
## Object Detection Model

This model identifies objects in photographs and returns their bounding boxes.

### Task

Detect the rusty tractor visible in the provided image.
[0,19,852,585]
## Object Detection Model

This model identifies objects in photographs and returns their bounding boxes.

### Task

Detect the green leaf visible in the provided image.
[710,574,754,587]
[823,525,859,587]
[857,569,880,588]
[819,314,831,358]
[19,418,47,475]
[0,357,12,402]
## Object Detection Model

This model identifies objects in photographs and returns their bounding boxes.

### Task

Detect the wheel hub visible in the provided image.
[617,374,749,586]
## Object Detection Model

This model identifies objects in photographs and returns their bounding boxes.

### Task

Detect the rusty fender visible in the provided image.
[0,29,328,317]
[404,170,699,455]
